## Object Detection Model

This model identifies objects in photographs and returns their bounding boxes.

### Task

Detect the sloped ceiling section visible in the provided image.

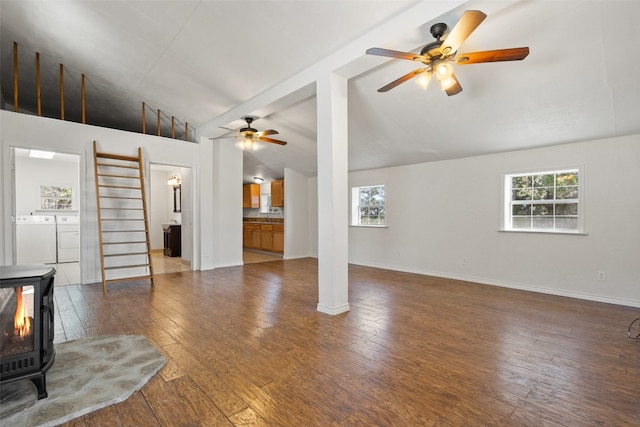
[2,1,640,182]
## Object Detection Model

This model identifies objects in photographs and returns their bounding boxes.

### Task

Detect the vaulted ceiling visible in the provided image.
[2,1,639,183]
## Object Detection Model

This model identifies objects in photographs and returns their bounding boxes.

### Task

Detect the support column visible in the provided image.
[316,72,349,315]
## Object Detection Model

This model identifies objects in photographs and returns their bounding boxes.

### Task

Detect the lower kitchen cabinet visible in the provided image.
[273,225,284,253]
[243,222,284,254]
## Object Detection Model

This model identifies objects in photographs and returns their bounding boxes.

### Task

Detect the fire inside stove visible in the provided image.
[0,265,56,400]
[1,286,35,357]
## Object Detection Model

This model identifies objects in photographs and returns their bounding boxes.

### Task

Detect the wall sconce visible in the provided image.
[167,175,181,212]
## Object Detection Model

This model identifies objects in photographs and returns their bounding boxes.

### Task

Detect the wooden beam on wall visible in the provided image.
[185,122,189,142]
[13,42,18,112]
[81,74,86,123]
[36,52,42,116]
[142,102,146,134]
[157,109,161,136]
[171,116,175,138]
[59,64,65,120]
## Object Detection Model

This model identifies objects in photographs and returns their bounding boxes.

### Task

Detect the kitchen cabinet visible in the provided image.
[242,222,284,253]
[163,224,181,257]
[243,184,260,208]
[273,224,284,253]
[261,224,274,251]
[243,223,261,249]
[271,179,284,207]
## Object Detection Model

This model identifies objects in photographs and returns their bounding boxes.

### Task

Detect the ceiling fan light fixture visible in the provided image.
[440,76,457,91]
[435,61,453,81]
[242,136,255,150]
[415,70,432,90]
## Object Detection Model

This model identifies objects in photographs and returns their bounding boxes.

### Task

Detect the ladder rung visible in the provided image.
[99,196,142,200]
[97,163,140,170]
[96,152,139,162]
[104,275,152,284]
[102,241,148,245]
[105,264,151,270]
[97,173,141,179]
[98,184,143,190]
[104,252,150,257]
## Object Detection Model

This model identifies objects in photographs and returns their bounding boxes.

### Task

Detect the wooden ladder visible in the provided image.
[93,141,154,292]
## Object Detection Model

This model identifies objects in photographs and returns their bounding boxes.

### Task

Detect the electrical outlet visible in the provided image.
[597,271,607,282]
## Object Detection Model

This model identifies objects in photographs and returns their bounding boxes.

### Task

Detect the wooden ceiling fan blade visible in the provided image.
[442,72,462,96]
[259,136,287,146]
[439,10,487,56]
[255,129,279,137]
[455,47,530,64]
[377,68,427,92]
[366,47,427,62]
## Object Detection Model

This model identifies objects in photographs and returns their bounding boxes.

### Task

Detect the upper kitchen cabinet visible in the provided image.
[271,179,284,207]
[243,184,260,209]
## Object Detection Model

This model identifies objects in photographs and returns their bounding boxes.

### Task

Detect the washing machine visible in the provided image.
[16,215,57,264]
[56,215,80,263]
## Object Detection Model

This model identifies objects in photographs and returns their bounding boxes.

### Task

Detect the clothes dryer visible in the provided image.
[56,215,80,263]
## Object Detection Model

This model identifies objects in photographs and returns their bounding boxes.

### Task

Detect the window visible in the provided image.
[40,185,73,210]
[260,194,280,214]
[352,185,385,226]
[504,169,581,232]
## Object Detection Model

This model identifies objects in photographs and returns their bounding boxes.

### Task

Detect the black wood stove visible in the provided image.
[0,265,56,399]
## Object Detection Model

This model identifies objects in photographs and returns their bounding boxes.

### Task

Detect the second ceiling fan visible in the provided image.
[366,10,529,95]
[213,117,287,150]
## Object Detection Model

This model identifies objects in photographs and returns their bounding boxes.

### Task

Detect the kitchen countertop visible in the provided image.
[243,217,284,224]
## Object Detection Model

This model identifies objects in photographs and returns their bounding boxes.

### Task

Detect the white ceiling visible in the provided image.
[2,1,640,183]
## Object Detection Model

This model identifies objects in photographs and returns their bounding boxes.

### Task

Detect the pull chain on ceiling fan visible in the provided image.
[211,117,287,150]
[366,10,530,96]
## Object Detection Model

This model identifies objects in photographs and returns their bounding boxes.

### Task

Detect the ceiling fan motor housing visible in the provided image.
[420,22,447,59]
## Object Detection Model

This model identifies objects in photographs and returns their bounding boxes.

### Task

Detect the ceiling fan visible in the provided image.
[212,117,287,150]
[366,10,529,95]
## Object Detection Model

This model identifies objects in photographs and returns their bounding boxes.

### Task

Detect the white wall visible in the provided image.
[1,111,213,283]
[15,153,79,215]
[283,168,310,259]
[347,134,640,307]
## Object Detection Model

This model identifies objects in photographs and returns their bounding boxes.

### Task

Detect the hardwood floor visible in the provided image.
[53,259,640,426]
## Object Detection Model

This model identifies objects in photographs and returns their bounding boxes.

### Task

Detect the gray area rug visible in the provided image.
[1,335,166,426]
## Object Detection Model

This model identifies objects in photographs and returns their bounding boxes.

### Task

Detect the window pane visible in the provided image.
[512,217,531,228]
[533,217,554,229]
[512,189,532,201]
[556,186,578,199]
[512,176,531,188]
[370,186,385,205]
[512,204,531,216]
[555,203,578,216]
[359,189,370,205]
[532,204,553,216]
[533,174,554,187]
[556,173,578,186]
[555,217,578,230]
[533,187,554,200]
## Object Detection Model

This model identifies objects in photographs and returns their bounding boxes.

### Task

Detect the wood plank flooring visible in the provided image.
[53,258,640,426]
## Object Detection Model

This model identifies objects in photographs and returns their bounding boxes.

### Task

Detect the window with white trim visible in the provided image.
[40,185,73,210]
[351,185,385,226]
[504,169,581,232]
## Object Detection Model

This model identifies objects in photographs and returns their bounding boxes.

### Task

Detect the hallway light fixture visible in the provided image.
[167,175,181,187]
[30,150,55,159]
[254,177,264,184]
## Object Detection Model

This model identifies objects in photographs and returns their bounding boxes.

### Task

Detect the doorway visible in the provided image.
[149,163,193,273]
[12,148,81,286]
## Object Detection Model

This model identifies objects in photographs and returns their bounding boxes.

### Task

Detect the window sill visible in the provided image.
[499,229,587,236]
[350,224,388,228]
